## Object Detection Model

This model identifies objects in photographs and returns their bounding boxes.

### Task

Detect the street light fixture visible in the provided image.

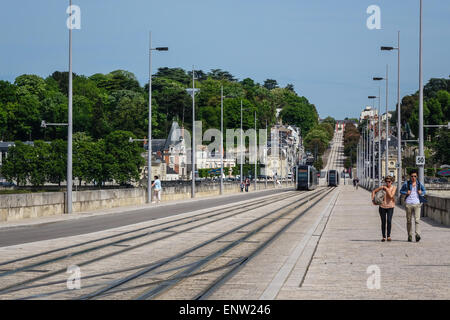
[381,31,402,199]
[187,68,200,198]
[148,32,168,203]
[41,120,68,128]
[418,0,425,185]
[369,90,382,187]
[373,69,389,180]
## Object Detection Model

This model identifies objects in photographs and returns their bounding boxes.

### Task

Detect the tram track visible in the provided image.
[0,190,296,275]
[67,187,334,300]
[0,189,309,297]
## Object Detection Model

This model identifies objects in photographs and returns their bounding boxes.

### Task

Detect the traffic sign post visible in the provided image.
[416,156,426,166]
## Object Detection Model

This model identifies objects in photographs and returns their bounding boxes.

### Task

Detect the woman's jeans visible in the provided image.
[379,207,394,238]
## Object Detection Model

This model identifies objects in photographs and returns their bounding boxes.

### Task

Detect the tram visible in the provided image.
[327,169,340,187]
[296,165,319,191]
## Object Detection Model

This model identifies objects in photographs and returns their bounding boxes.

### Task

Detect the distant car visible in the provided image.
[0,181,15,187]
[437,177,448,183]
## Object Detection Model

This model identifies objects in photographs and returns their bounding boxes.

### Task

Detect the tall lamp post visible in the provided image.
[240,103,253,186]
[418,0,425,185]
[381,30,401,198]
[240,100,243,185]
[148,32,168,203]
[187,68,199,198]
[220,86,224,195]
[368,96,378,189]
[374,69,389,180]
[254,110,257,191]
[67,0,73,213]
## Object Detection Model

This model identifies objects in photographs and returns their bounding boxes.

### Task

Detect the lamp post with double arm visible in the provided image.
[148,32,168,203]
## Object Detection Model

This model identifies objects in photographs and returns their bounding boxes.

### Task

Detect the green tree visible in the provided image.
[208,69,236,82]
[263,79,278,90]
[28,140,51,187]
[0,141,33,186]
[433,129,450,164]
[0,80,17,104]
[322,116,336,129]
[304,128,329,157]
[155,67,191,85]
[279,100,318,136]
[104,130,145,185]
[48,139,67,185]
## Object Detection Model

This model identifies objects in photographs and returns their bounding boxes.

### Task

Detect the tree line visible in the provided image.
[393,77,450,167]
[0,131,144,187]
[0,67,329,185]
[0,68,320,143]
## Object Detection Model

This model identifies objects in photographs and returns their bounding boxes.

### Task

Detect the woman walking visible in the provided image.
[372,176,397,242]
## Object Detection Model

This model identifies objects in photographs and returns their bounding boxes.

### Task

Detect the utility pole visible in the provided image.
[418,0,425,185]
[67,0,73,213]
[220,86,224,195]
[191,67,196,198]
[254,110,257,191]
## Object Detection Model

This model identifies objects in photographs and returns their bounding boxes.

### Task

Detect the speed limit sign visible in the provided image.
[416,156,426,166]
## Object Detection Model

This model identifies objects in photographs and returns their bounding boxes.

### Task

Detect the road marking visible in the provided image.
[259,189,340,300]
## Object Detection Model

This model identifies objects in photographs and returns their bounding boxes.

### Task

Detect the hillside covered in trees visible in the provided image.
[0,68,333,186]
[0,68,321,142]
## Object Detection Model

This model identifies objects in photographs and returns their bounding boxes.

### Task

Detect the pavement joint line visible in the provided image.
[258,189,340,300]
[0,190,298,250]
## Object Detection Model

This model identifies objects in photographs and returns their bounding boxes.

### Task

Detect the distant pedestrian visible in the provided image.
[400,170,427,242]
[353,177,359,190]
[152,175,162,203]
[372,176,397,242]
[240,181,245,192]
[245,177,250,192]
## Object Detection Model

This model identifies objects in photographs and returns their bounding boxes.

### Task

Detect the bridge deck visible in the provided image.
[273,185,450,299]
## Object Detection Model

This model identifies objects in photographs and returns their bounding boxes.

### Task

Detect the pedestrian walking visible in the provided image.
[354,177,359,190]
[372,176,397,242]
[400,170,427,242]
[151,175,162,203]
[245,177,250,192]
[240,181,245,192]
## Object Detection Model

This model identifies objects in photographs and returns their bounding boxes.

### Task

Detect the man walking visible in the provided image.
[400,170,427,242]
[151,175,162,204]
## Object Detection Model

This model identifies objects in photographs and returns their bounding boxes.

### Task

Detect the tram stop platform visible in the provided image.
[274,185,450,300]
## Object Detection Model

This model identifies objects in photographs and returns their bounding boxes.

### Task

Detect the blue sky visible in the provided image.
[1,0,449,119]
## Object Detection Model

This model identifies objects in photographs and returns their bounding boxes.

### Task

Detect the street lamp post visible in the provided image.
[187,68,200,198]
[67,0,73,214]
[373,70,389,181]
[220,86,224,195]
[418,0,425,185]
[369,93,381,187]
[381,30,402,198]
[240,100,243,185]
[254,110,257,191]
[148,32,168,203]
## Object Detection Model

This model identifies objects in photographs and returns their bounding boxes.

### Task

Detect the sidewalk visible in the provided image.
[277,185,450,299]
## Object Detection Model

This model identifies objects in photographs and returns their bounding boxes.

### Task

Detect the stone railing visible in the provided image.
[422,194,450,226]
[0,181,293,222]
